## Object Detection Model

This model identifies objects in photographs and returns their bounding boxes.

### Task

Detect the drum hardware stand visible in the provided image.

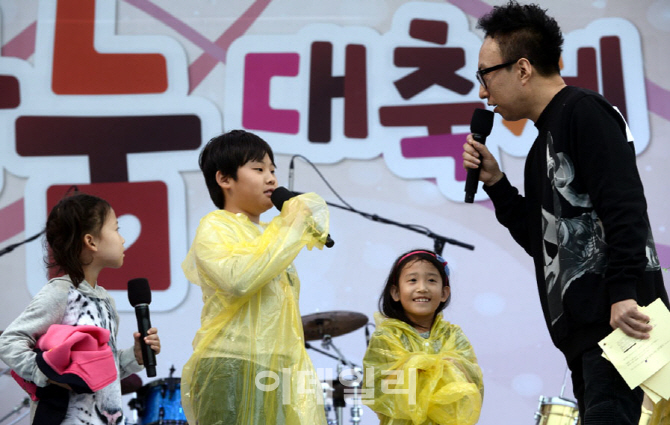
[167,365,177,394]
[364,323,375,347]
[127,397,143,415]
[559,366,569,399]
[321,335,361,370]
[305,343,354,367]
[128,387,145,422]
[305,341,346,425]
[321,381,338,425]
[0,397,29,425]
[158,365,178,400]
[339,361,363,425]
[321,335,363,425]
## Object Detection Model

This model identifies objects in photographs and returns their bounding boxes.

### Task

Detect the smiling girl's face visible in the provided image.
[391,259,450,332]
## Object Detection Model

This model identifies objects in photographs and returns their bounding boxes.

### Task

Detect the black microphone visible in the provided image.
[128,278,156,377]
[271,186,334,248]
[464,108,494,203]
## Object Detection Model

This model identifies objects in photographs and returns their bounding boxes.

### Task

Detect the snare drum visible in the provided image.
[534,396,580,425]
[136,378,187,425]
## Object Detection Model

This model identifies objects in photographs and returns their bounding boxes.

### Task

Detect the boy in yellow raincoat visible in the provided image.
[363,250,483,425]
[181,130,330,425]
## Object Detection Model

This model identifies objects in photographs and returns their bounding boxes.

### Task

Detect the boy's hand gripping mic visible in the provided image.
[271,187,334,248]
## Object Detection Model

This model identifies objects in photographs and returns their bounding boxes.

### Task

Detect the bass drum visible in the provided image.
[136,377,188,425]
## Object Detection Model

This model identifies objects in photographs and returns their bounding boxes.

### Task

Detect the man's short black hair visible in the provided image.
[477,1,564,76]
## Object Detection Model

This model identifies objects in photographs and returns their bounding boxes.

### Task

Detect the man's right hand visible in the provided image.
[463,135,504,187]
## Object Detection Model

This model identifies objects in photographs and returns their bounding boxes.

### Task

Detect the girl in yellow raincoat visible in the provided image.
[363,250,484,425]
[181,130,330,425]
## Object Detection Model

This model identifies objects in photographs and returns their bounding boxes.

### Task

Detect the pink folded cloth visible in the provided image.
[35,324,117,392]
[8,325,118,425]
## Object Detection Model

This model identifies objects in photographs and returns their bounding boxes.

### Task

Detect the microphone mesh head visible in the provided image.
[470,108,494,136]
[270,187,293,211]
[128,278,151,306]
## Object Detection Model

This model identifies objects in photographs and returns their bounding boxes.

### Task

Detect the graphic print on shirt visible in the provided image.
[645,232,661,271]
[61,286,124,425]
[541,132,661,325]
[542,132,607,325]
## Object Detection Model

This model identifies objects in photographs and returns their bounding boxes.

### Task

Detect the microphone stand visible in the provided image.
[0,230,44,258]
[321,200,474,254]
[0,186,76,258]
[287,154,475,254]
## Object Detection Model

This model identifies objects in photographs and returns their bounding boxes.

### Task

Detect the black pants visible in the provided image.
[569,346,643,424]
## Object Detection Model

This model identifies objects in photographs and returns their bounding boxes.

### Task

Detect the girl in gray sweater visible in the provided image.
[0,192,160,425]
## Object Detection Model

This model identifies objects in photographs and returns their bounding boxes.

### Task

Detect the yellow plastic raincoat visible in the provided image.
[181,192,329,425]
[362,313,483,425]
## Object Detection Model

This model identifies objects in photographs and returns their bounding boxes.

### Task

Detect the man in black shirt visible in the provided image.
[462,2,669,424]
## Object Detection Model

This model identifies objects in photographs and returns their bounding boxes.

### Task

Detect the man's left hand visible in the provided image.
[610,299,652,339]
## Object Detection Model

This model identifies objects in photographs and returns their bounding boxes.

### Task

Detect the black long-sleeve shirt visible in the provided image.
[484,86,668,362]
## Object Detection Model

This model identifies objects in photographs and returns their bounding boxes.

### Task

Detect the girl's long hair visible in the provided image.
[45,193,111,287]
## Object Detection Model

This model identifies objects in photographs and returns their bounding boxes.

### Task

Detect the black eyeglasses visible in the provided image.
[476,59,520,90]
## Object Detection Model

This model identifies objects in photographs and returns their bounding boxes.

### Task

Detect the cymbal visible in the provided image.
[121,373,143,395]
[302,311,368,341]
